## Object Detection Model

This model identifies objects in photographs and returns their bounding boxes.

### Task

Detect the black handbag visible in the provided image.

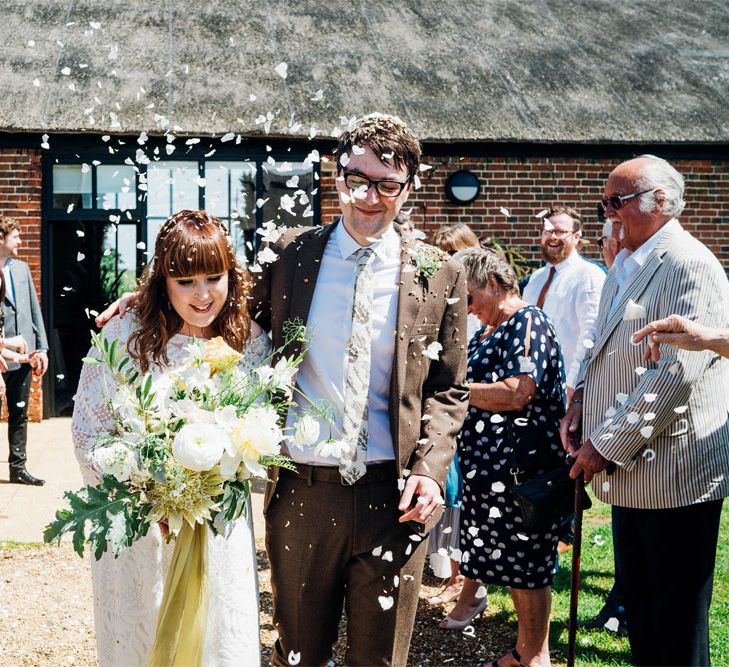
[506,311,591,533]
[511,465,591,533]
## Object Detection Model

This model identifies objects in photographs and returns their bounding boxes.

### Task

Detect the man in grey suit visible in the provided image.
[560,156,728,667]
[0,214,49,486]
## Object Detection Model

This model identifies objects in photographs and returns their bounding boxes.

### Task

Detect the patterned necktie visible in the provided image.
[340,247,375,484]
[536,266,557,309]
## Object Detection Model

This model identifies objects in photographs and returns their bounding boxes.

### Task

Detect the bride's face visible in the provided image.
[166,272,229,337]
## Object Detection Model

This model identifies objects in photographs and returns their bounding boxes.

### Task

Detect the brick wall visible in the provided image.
[320,155,729,271]
[0,148,43,422]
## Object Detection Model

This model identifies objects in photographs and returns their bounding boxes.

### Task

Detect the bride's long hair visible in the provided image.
[127,209,252,372]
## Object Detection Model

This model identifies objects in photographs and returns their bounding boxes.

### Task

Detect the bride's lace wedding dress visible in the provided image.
[72,315,268,666]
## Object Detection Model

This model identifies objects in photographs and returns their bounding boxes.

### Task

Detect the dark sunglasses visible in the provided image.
[597,188,655,218]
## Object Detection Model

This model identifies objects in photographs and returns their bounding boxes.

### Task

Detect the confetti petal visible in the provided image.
[275,62,288,78]
[623,299,646,321]
[378,596,394,611]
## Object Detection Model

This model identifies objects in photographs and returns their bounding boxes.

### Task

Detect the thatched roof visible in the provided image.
[2,0,728,143]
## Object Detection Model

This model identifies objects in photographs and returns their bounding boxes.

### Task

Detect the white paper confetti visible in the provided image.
[474,420,485,433]
[674,405,688,414]
[466,469,477,479]
[422,341,442,360]
[378,596,394,611]
[275,62,288,78]
[488,507,502,519]
[490,414,505,424]
[288,651,301,665]
[643,393,657,403]
[623,299,646,321]
[642,448,656,461]
[499,207,511,218]
[640,425,654,438]
[491,481,506,493]
[604,617,620,633]
[518,356,536,373]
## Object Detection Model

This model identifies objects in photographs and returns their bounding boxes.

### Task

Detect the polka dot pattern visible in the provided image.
[458,306,567,589]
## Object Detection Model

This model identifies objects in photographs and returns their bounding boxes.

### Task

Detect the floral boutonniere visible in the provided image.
[407,244,449,281]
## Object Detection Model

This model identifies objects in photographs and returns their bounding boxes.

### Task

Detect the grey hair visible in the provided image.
[452,247,519,293]
[635,154,686,218]
[602,219,613,238]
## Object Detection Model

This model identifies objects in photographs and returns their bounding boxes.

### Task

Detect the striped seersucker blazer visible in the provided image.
[576,222,729,509]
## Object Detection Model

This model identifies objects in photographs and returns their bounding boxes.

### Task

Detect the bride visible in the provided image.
[72,210,266,666]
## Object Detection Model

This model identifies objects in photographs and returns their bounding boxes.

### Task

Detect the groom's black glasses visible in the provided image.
[343,171,409,198]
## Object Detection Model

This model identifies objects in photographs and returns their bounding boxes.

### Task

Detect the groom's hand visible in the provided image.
[398,475,443,524]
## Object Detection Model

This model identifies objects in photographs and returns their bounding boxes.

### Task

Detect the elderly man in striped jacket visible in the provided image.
[560,155,729,667]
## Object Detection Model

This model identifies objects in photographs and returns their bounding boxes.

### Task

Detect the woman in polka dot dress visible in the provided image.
[441,249,568,667]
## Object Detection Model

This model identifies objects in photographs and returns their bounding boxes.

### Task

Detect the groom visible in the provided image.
[251,113,469,666]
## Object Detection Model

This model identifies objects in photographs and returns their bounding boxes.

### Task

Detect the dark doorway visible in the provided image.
[48,219,140,416]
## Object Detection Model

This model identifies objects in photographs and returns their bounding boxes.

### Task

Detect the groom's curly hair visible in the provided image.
[127,210,252,372]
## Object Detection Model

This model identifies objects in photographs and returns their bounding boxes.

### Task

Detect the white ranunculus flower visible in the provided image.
[95,443,136,482]
[292,415,320,448]
[172,423,228,471]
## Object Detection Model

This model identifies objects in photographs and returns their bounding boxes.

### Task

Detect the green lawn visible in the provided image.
[480,497,729,666]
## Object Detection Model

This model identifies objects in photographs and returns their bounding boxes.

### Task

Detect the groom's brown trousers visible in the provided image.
[265,462,430,666]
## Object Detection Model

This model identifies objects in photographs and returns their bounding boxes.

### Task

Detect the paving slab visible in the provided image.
[0,418,266,543]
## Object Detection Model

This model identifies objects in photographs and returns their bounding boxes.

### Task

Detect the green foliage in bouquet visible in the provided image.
[43,475,150,560]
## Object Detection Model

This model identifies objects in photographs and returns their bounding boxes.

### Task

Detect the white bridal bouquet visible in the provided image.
[44,320,313,559]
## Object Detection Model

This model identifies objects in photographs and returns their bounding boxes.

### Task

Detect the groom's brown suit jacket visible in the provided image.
[249,221,469,514]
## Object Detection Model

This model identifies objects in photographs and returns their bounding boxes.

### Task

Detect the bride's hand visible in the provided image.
[95,291,139,328]
[158,519,170,538]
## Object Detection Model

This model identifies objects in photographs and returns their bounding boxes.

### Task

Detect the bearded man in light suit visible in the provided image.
[251,114,469,666]
[561,155,729,667]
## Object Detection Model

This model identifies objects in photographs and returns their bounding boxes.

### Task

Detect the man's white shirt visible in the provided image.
[523,251,605,388]
[609,219,680,315]
[285,221,401,466]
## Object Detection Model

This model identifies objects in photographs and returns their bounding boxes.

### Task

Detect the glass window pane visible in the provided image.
[205,161,257,265]
[101,224,139,298]
[146,161,199,247]
[97,165,137,211]
[52,164,92,209]
[261,161,315,229]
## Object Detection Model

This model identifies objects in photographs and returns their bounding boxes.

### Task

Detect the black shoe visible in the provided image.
[9,469,45,486]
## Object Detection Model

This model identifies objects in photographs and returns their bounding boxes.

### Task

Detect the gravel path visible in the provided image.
[1,542,516,666]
